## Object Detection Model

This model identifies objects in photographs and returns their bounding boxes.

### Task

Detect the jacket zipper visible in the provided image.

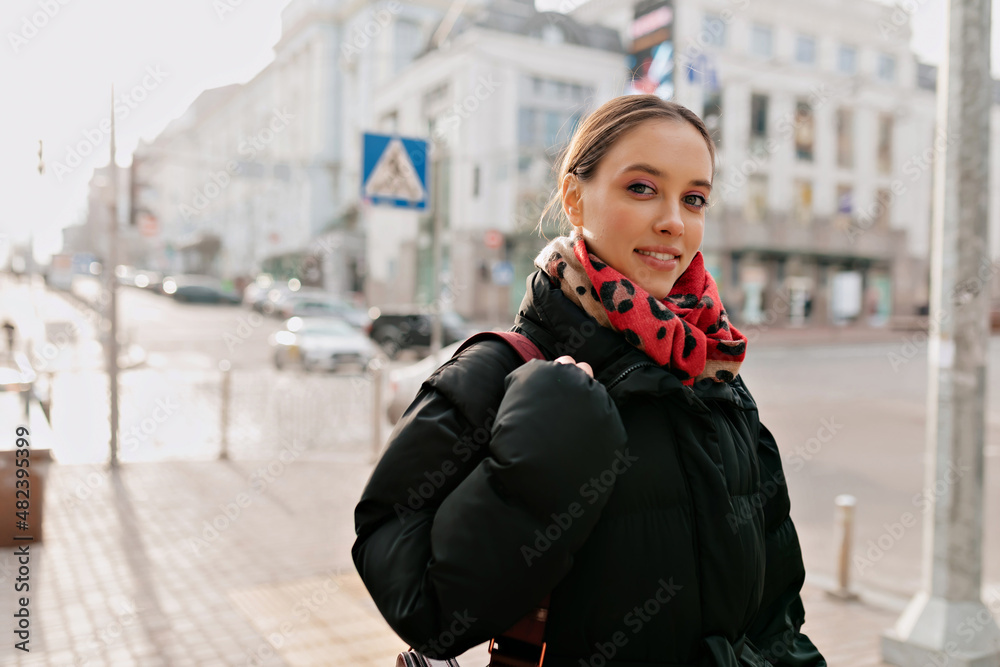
[605,363,711,414]
[606,362,655,391]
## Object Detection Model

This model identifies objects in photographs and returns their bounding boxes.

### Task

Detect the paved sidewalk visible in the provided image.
[0,445,908,667]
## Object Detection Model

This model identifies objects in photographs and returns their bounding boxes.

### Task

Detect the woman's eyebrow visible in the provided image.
[620,163,712,191]
[620,162,663,177]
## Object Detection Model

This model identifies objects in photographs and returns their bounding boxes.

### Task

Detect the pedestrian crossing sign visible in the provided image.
[361,132,429,210]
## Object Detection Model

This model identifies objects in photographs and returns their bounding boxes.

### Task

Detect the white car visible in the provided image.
[269,317,378,372]
[385,340,464,424]
[275,293,371,330]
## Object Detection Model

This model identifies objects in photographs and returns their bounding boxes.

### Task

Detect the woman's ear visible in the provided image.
[560,173,584,230]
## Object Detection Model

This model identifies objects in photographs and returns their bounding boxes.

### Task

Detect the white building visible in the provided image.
[569,0,1000,325]
[63,164,144,270]
[365,0,626,318]
[135,0,459,294]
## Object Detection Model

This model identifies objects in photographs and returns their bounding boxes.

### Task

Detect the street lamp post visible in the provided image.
[107,86,121,468]
[880,0,1000,663]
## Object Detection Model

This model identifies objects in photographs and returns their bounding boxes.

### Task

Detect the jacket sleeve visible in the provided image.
[352,342,628,658]
[745,422,827,667]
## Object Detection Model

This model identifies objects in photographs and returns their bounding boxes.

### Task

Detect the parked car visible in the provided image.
[244,275,284,313]
[133,269,163,291]
[269,316,378,372]
[385,340,464,424]
[115,265,137,286]
[275,293,371,329]
[368,308,474,359]
[161,275,242,304]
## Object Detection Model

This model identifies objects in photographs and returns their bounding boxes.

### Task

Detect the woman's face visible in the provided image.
[561,119,713,300]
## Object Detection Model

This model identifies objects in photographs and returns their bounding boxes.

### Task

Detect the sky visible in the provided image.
[0,0,977,265]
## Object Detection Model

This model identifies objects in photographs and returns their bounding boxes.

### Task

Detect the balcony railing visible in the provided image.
[704,208,905,260]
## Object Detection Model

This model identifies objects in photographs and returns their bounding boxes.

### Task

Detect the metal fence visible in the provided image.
[222,367,377,460]
[46,366,383,464]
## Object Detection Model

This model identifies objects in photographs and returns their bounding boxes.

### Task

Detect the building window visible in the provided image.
[519,105,579,149]
[838,45,857,74]
[567,111,583,139]
[545,111,563,146]
[877,114,893,174]
[541,23,564,44]
[794,100,814,161]
[703,90,723,148]
[794,180,812,225]
[394,20,422,74]
[874,188,891,229]
[750,24,773,58]
[745,174,768,223]
[835,184,853,229]
[750,93,768,156]
[702,14,726,47]
[836,109,853,168]
[750,94,768,138]
[795,35,816,65]
[518,108,536,146]
[878,53,896,82]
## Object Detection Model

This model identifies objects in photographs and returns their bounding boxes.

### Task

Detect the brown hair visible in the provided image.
[538,95,717,237]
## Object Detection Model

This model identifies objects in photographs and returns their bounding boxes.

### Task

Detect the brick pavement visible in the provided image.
[0,442,913,666]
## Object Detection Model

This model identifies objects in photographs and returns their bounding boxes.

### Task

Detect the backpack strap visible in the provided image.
[446,329,551,667]
[451,330,547,364]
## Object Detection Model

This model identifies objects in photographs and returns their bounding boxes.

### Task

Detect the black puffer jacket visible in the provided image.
[353,270,826,667]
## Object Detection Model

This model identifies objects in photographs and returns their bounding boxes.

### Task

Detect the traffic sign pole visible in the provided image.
[430,149,442,367]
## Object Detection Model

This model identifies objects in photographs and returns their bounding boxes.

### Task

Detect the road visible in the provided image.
[740,341,1000,602]
[8,278,385,466]
[74,276,287,371]
[2,275,997,605]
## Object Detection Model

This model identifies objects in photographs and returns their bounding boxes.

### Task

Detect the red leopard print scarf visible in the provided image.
[535,234,747,385]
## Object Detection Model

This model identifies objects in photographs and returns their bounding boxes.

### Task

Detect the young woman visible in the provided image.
[353,95,826,667]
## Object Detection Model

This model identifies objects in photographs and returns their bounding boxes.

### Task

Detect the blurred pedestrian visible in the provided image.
[2,319,15,359]
[353,95,826,666]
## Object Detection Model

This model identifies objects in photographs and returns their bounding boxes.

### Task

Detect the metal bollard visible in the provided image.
[829,494,858,600]
[371,361,383,463]
[219,360,231,460]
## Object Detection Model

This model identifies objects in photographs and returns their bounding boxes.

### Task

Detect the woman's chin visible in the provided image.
[627,277,674,301]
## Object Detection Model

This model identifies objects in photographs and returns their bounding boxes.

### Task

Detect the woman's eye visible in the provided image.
[627,183,654,195]
[684,194,708,209]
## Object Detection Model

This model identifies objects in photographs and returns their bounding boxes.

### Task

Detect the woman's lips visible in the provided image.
[634,249,679,271]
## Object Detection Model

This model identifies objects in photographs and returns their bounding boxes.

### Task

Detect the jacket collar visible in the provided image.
[514,270,754,412]
[514,270,674,387]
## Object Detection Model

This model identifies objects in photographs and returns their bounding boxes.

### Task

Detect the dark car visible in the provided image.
[368,308,473,359]
[162,275,241,304]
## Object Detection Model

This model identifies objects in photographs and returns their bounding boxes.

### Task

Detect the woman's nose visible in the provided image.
[653,203,684,236]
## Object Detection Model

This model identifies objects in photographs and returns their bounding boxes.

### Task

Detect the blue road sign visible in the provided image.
[492,261,515,286]
[361,132,429,210]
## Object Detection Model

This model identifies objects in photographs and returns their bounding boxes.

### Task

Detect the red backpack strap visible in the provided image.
[452,330,547,364]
